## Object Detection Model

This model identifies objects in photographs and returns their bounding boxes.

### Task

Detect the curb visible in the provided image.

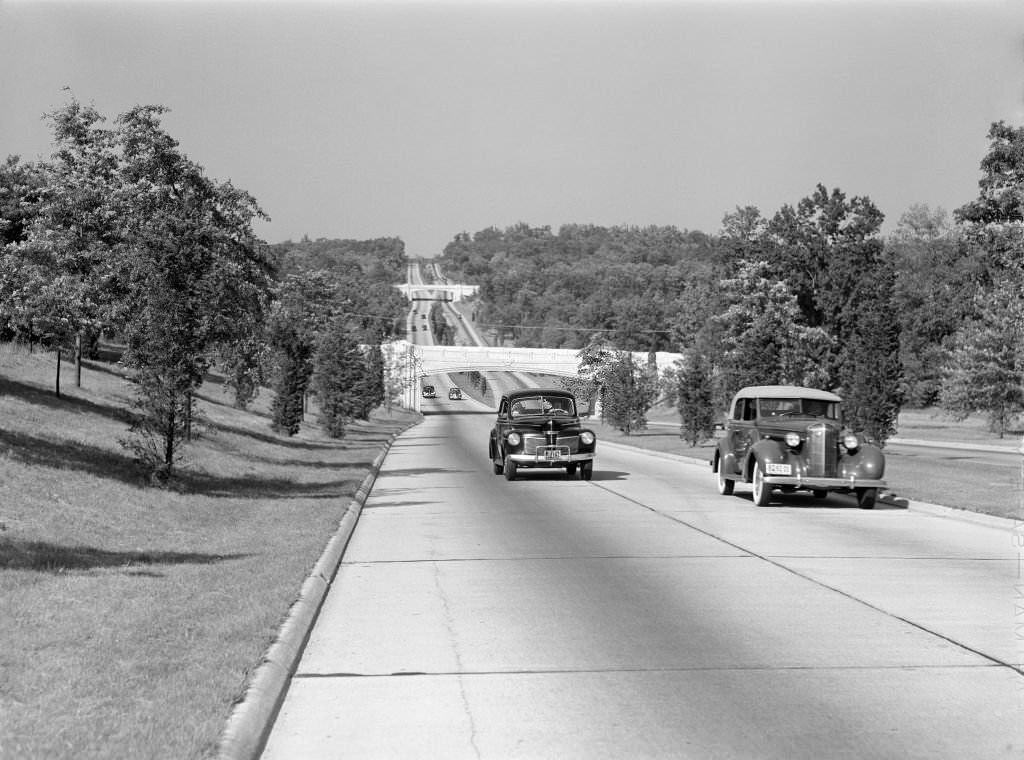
[887,436,1022,454]
[215,422,416,760]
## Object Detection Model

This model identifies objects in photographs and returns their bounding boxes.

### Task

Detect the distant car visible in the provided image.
[712,385,886,508]
[489,388,596,481]
[422,384,436,399]
[448,387,462,400]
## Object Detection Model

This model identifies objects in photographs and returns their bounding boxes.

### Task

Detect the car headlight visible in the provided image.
[580,431,595,445]
[507,432,522,447]
[784,432,801,448]
[843,433,860,451]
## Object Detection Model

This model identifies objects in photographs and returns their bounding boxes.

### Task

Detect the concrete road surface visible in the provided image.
[260,405,1024,759]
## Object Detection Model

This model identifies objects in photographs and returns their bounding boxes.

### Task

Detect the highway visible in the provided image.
[261,398,1023,758]
[255,264,1023,758]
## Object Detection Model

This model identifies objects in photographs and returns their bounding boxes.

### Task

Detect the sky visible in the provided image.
[2,0,1023,257]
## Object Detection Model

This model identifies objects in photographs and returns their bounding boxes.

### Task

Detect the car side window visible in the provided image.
[498,399,509,418]
[742,398,757,421]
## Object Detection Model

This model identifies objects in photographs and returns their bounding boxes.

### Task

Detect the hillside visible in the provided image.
[0,342,417,759]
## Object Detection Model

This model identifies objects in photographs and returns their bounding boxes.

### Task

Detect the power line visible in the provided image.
[477,321,674,335]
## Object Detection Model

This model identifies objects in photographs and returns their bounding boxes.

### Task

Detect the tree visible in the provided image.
[2,99,272,480]
[888,206,983,407]
[939,121,1024,435]
[350,343,385,420]
[111,105,272,479]
[675,351,716,446]
[0,102,121,380]
[939,283,1024,437]
[572,336,657,434]
[706,260,833,412]
[268,272,335,435]
[955,121,1024,226]
[599,352,658,434]
[311,317,363,437]
[0,155,45,251]
[764,185,902,438]
[840,305,904,443]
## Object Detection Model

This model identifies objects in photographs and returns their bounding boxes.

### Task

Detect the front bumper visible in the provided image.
[509,451,595,466]
[763,475,886,490]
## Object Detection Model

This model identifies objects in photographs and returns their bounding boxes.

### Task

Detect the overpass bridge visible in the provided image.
[385,341,683,411]
[394,283,480,302]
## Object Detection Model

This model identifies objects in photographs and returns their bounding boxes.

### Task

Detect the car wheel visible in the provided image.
[856,487,877,509]
[580,461,593,481]
[751,460,771,506]
[493,459,503,475]
[503,457,517,481]
[566,463,578,475]
[716,459,734,495]
[812,489,828,499]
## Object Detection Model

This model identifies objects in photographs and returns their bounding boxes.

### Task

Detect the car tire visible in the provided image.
[493,459,503,475]
[751,460,772,506]
[566,463,578,475]
[503,457,517,481]
[856,487,877,509]
[580,461,593,481]
[716,459,734,495]
[812,489,828,499]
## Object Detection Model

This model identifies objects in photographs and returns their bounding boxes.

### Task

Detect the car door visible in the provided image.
[492,396,511,461]
[727,396,757,475]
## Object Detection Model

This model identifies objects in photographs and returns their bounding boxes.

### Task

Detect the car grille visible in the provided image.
[805,423,837,477]
[523,434,580,454]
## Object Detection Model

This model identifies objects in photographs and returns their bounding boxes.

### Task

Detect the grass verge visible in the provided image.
[589,409,1022,519]
[0,342,418,759]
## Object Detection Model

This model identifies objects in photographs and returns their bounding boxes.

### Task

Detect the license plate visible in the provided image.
[766,463,792,475]
[544,450,565,461]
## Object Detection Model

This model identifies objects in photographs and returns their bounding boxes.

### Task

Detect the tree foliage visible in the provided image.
[312,317,364,438]
[674,351,716,446]
[439,223,715,351]
[941,121,1024,434]
[939,284,1023,436]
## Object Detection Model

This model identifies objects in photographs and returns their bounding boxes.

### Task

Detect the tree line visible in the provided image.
[437,123,1024,442]
[0,99,407,482]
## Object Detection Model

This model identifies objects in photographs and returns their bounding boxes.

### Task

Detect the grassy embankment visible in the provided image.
[0,342,418,759]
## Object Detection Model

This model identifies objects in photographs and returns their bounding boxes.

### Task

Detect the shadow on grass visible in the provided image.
[0,376,132,426]
[0,539,250,573]
[177,470,362,499]
[0,425,368,497]
[235,457,377,470]
[0,427,142,485]
[208,420,347,451]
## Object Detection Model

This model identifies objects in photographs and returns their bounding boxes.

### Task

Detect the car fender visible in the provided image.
[839,443,886,480]
[746,438,790,480]
[714,443,739,477]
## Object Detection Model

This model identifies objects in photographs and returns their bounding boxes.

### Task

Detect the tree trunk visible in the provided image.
[55,348,62,398]
[164,405,176,469]
[75,332,82,388]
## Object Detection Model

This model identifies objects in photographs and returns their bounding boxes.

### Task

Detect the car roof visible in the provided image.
[506,388,574,401]
[733,385,842,403]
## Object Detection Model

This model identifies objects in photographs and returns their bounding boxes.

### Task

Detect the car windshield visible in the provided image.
[510,395,574,418]
[758,397,837,419]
